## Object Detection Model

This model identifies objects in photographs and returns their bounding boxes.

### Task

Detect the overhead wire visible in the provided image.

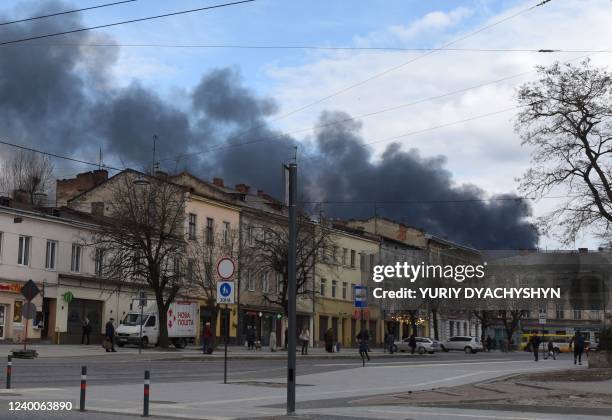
[0,0,138,27]
[0,0,256,47]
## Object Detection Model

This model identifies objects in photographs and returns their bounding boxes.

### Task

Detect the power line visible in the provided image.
[0,0,138,27]
[0,139,122,172]
[6,42,607,54]
[258,0,553,128]
[0,0,256,47]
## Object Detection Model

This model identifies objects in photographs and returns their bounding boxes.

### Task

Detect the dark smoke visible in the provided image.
[0,1,538,249]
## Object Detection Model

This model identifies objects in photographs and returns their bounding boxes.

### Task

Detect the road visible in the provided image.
[0,351,598,420]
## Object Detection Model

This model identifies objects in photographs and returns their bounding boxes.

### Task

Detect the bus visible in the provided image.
[520,333,575,355]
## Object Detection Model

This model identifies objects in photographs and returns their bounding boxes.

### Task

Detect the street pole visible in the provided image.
[286,163,297,414]
[224,306,229,384]
[139,299,144,355]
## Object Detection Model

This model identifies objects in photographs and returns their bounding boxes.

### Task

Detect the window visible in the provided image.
[0,231,3,262]
[342,248,348,265]
[71,244,82,272]
[223,221,230,245]
[331,280,337,298]
[145,316,156,327]
[555,304,564,319]
[206,218,214,245]
[342,282,348,299]
[276,273,283,294]
[248,273,255,291]
[173,257,181,279]
[573,308,582,320]
[320,278,326,296]
[45,240,57,270]
[186,259,194,281]
[247,225,254,246]
[350,250,356,268]
[360,254,365,271]
[188,213,197,240]
[370,254,375,271]
[95,248,104,276]
[204,262,213,287]
[332,246,338,263]
[262,272,269,293]
[351,284,356,301]
[17,236,31,266]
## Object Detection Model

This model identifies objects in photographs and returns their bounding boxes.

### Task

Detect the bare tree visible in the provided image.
[92,173,187,348]
[472,310,496,344]
[185,227,240,347]
[0,150,54,204]
[499,309,526,349]
[516,59,612,242]
[244,216,333,315]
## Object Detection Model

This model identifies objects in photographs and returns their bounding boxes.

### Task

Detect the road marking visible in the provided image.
[362,407,543,419]
[314,359,526,367]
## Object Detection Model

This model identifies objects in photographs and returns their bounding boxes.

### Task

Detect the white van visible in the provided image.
[116,300,197,348]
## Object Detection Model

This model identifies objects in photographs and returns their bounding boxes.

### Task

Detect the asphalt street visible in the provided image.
[6,349,555,388]
[0,350,592,420]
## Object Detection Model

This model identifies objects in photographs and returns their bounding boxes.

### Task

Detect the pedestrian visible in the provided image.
[531,332,541,361]
[300,328,310,355]
[385,331,395,354]
[104,318,116,352]
[570,330,585,365]
[357,329,370,361]
[325,328,334,353]
[270,331,277,352]
[486,335,492,352]
[284,327,288,350]
[202,322,213,354]
[408,334,417,354]
[246,325,256,350]
[81,317,91,345]
[545,339,556,360]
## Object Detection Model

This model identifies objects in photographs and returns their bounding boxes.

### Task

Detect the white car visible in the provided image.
[441,336,482,354]
[392,337,440,354]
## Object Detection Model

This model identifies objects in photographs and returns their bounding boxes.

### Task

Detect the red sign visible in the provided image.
[0,283,22,293]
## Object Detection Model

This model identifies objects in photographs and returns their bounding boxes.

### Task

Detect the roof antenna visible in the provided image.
[98,146,103,170]
[292,145,298,163]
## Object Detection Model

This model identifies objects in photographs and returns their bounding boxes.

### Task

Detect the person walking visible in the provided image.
[202,322,213,354]
[357,329,370,361]
[408,334,417,354]
[270,331,277,352]
[385,331,395,354]
[325,328,334,353]
[81,317,91,345]
[246,325,256,350]
[300,328,310,355]
[545,339,556,360]
[104,318,116,352]
[284,327,288,350]
[571,330,586,365]
[531,333,541,361]
[486,335,492,352]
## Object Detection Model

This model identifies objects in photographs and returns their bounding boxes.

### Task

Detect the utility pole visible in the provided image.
[286,163,297,414]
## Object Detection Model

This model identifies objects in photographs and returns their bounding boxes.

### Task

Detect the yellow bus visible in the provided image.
[520,333,574,354]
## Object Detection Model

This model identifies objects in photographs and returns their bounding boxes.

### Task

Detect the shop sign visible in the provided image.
[63,291,74,303]
[0,283,21,293]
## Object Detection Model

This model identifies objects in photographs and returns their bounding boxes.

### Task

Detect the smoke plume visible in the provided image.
[0,1,537,249]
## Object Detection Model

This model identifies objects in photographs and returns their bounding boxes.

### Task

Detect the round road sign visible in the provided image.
[216,257,236,279]
[21,302,36,320]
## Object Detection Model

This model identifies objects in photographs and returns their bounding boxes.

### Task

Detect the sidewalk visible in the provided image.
[0,343,425,360]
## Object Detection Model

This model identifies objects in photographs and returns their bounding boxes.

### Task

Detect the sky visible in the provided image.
[1,0,612,250]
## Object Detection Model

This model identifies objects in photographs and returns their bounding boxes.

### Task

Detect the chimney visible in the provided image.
[56,170,109,207]
[213,177,225,187]
[235,184,250,194]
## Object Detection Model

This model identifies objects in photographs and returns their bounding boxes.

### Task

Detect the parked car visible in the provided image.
[391,337,441,354]
[441,336,482,354]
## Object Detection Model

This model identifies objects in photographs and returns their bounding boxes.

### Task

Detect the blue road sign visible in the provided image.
[354,285,367,308]
[217,281,235,304]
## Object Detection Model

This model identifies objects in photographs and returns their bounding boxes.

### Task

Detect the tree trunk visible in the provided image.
[156,293,169,348]
[431,309,439,340]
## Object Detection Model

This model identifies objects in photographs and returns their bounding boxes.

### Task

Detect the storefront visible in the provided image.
[0,281,43,342]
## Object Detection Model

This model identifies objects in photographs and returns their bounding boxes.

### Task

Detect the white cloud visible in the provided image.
[266,0,612,249]
[389,7,473,41]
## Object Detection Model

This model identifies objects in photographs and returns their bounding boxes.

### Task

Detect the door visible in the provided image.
[319,316,329,343]
[67,299,103,344]
[0,305,5,339]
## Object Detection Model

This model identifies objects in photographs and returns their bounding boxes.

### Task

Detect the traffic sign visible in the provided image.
[538,313,546,325]
[216,257,236,280]
[21,302,36,320]
[354,285,368,308]
[21,280,40,302]
[217,281,235,304]
[138,291,147,307]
